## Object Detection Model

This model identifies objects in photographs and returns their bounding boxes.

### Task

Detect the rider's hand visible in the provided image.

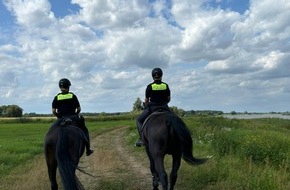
[141,102,147,110]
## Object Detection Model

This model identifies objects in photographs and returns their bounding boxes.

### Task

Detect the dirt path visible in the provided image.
[1,126,152,190]
[77,126,151,189]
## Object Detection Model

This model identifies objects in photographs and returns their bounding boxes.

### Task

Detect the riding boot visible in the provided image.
[83,127,94,156]
[78,116,94,156]
[135,121,143,147]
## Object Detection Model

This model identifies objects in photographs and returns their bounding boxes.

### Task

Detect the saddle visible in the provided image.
[142,109,169,130]
[59,115,79,127]
[59,115,89,143]
[60,118,74,126]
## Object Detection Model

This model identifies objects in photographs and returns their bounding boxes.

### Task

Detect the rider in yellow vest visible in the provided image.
[52,78,93,156]
[135,68,171,147]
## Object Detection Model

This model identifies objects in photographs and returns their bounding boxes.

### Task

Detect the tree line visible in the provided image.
[0,105,23,117]
[132,97,223,116]
[1,99,223,118]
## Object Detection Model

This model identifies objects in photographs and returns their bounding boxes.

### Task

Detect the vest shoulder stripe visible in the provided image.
[57,93,73,100]
[151,83,167,90]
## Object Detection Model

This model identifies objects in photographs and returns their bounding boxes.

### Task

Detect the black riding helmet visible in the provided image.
[151,68,163,80]
[59,78,71,88]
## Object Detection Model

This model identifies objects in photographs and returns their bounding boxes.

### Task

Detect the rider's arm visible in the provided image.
[73,94,81,115]
[52,108,57,116]
[52,96,60,118]
[76,107,81,115]
[52,108,61,118]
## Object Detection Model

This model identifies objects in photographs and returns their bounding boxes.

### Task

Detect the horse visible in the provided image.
[44,118,86,190]
[142,111,208,190]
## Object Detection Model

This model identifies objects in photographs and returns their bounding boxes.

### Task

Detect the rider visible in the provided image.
[52,78,94,156]
[135,68,171,147]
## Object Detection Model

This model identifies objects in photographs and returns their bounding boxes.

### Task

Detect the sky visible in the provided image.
[0,0,290,114]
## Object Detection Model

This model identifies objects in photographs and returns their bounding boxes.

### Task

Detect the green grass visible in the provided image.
[126,115,290,190]
[1,115,290,189]
[0,118,135,179]
[0,123,46,177]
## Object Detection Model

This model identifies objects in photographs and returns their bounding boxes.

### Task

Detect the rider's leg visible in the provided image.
[78,115,94,156]
[135,107,150,147]
[135,120,143,147]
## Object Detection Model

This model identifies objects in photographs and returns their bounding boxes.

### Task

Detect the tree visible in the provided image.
[132,97,143,112]
[0,105,23,117]
[0,106,3,116]
[170,106,186,117]
[231,111,237,115]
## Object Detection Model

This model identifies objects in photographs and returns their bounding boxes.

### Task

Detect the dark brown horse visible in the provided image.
[44,118,86,190]
[142,112,207,190]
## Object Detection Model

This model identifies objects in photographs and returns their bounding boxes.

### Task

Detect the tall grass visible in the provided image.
[127,115,290,190]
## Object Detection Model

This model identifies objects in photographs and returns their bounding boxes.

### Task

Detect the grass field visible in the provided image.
[0,117,134,179]
[1,115,290,189]
[126,116,290,190]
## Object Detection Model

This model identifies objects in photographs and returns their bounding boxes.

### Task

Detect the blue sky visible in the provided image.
[50,0,80,18]
[1,0,290,114]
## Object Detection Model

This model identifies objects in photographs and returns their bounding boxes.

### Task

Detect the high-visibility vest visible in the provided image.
[57,93,73,101]
[151,83,167,91]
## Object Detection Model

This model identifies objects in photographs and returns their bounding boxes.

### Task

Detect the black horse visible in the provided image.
[44,118,86,190]
[142,111,208,190]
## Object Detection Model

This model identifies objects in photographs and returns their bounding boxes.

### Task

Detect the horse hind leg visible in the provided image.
[160,171,168,190]
[169,154,181,190]
[152,172,159,190]
[47,160,58,190]
[45,143,58,190]
[145,147,160,190]
[154,156,168,190]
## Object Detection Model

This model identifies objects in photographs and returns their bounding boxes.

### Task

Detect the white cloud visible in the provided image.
[1,0,290,113]
[75,0,149,29]
[5,0,55,27]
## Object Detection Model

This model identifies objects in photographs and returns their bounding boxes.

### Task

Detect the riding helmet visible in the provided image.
[151,68,163,79]
[59,78,71,88]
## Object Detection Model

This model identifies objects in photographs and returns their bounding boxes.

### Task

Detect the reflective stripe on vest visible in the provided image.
[57,93,73,100]
[151,83,167,90]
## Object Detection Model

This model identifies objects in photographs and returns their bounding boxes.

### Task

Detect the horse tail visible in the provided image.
[167,113,207,166]
[56,126,84,190]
